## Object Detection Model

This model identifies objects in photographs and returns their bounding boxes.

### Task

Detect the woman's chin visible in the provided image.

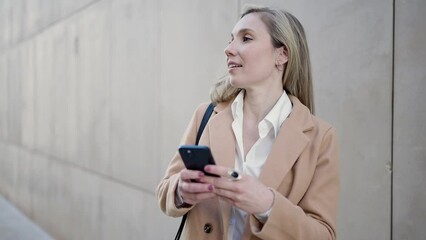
[229,78,245,88]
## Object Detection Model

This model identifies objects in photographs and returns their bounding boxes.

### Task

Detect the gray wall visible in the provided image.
[0,0,424,239]
[393,0,426,239]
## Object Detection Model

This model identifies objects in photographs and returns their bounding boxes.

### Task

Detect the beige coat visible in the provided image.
[156,96,339,240]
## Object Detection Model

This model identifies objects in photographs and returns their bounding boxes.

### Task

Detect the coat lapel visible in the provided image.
[241,96,314,238]
[258,117,309,189]
[259,96,314,189]
[208,102,235,236]
[208,103,235,170]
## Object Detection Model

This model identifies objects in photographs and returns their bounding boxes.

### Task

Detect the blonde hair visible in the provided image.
[210,7,314,113]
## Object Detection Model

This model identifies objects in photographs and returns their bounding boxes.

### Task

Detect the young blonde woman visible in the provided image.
[157,6,339,240]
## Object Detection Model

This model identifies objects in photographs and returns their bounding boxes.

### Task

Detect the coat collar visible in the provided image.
[209,95,314,180]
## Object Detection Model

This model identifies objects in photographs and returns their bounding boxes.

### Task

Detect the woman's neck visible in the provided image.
[243,84,283,122]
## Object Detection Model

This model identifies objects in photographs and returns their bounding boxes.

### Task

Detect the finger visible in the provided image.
[197,175,217,184]
[180,181,214,194]
[213,187,238,202]
[204,165,232,178]
[199,175,237,191]
[180,169,205,181]
[183,192,216,204]
[199,176,235,189]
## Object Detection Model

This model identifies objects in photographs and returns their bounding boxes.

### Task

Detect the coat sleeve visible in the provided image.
[155,103,210,217]
[250,127,340,240]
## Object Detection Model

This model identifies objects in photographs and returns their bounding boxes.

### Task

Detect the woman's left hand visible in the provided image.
[200,164,274,214]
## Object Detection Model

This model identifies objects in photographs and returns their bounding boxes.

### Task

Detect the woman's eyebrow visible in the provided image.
[231,28,255,37]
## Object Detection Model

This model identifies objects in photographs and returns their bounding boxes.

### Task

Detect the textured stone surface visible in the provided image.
[29,0,112,174]
[0,0,98,52]
[0,0,425,239]
[0,195,53,240]
[393,0,426,239]
[109,0,161,191]
[0,54,7,139]
[98,179,177,240]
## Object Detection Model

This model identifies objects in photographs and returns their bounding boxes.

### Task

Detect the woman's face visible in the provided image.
[225,13,286,89]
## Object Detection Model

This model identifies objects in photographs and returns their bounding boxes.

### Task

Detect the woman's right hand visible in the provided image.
[177,169,215,205]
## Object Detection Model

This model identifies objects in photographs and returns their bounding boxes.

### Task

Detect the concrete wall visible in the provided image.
[0,0,424,239]
[393,0,426,239]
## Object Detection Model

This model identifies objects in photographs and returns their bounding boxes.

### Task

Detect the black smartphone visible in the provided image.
[178,145,219,177]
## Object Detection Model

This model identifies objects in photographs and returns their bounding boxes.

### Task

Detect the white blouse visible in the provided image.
[228,90,292,240]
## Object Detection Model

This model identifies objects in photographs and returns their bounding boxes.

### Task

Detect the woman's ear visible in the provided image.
[276,46,288,66]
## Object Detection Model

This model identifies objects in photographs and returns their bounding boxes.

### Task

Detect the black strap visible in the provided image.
[175,103,215,240]
[174,214,187,240]
[195,103,215,145]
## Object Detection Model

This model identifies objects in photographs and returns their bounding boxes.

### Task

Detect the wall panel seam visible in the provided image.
[391,0,395,239]
[0,139,155,196]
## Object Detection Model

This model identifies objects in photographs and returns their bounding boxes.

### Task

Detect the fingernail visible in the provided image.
[208,185,213,191]
[199,172,205,177]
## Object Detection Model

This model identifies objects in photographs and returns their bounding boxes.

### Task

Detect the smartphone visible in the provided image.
[178,145,219,177]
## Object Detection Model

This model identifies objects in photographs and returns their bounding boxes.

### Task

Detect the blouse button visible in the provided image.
[203,223,213,234]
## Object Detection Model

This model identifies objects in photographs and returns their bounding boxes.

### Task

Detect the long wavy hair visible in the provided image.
[210,7,314,113]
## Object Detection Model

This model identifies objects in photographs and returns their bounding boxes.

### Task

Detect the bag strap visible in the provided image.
[195,103,215,145]
[175,102,215,240]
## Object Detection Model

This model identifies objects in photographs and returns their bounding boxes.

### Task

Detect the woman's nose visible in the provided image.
[224,42,236,56]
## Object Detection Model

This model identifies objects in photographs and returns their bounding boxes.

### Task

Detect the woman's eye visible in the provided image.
[242,36,252,42]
